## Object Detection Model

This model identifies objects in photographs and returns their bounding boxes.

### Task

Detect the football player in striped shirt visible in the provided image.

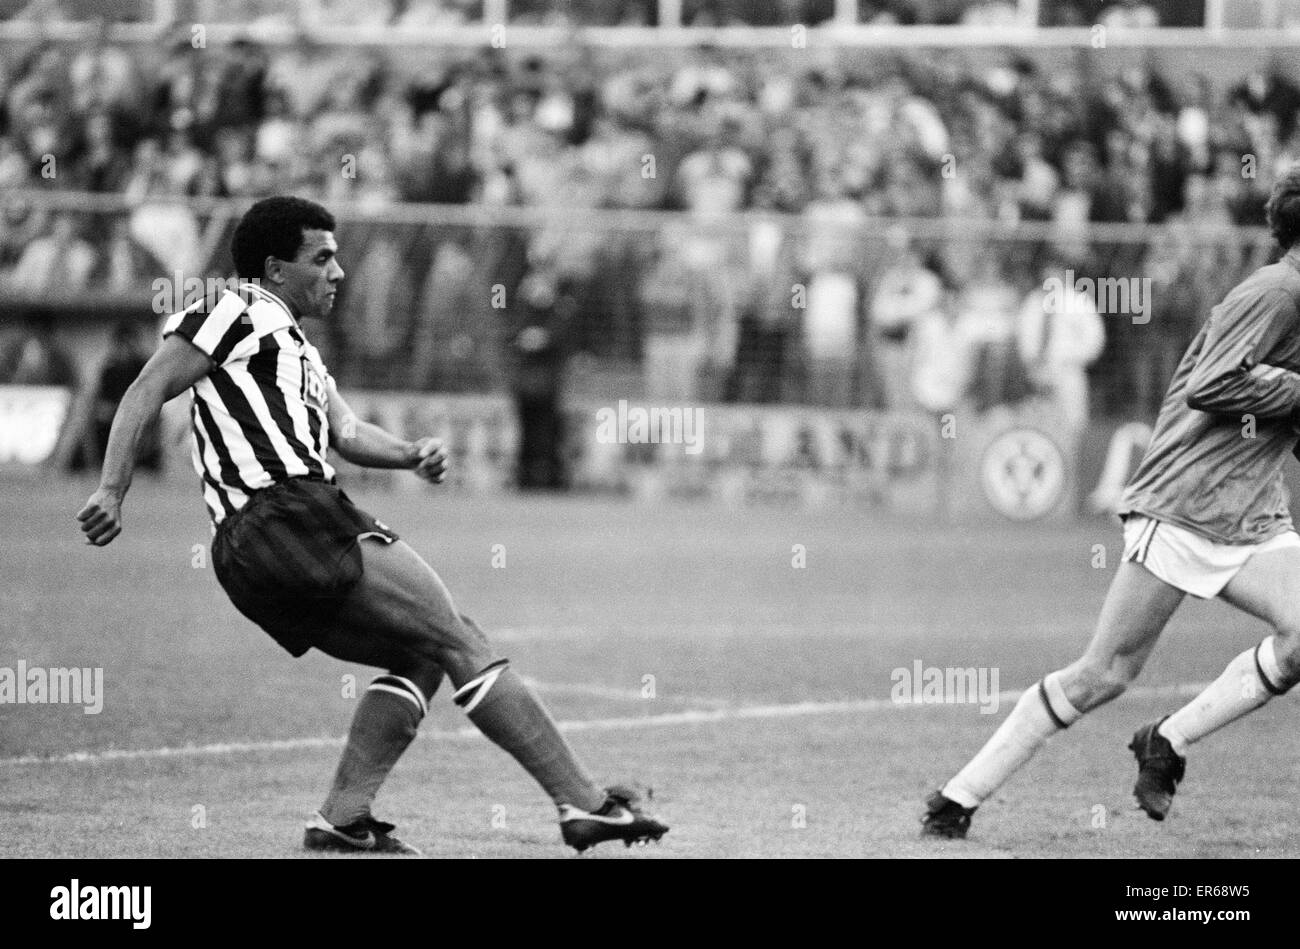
[922,168,1300,839]
[77,196,667,854]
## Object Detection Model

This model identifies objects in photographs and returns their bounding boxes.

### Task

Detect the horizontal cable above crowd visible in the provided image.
[2,188,1272,247]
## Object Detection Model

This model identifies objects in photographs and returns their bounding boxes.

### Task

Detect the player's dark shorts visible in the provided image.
[212,477,398,657]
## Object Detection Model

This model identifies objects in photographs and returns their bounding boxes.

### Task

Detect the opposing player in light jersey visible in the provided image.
[77,196,668,855]
[922,168,1300,838]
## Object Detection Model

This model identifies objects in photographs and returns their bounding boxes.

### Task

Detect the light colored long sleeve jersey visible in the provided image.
[1119,248,1300,544]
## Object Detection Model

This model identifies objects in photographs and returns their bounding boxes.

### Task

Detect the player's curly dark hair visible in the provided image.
[1265,167,1300,250]
[231,196,336,279]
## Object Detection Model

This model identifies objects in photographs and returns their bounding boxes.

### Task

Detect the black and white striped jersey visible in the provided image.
[162,282,336,525]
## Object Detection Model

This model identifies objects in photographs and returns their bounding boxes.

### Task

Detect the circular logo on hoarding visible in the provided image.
[980,428,1066,521]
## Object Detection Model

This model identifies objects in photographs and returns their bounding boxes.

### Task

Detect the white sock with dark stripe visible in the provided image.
[1158,637,1288,757]
[942,672,1082,809]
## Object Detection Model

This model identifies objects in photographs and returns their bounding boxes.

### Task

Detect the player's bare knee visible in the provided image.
[420,619,493,684]
[457,613,490,646]
[1069,659,1132,707]
[1267,621,1300,684]
[1102,660,1141,698]
[389,658,445,702]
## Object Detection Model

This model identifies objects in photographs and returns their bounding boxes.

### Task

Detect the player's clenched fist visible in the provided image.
[409,437,448,484]
[77,488,124,546]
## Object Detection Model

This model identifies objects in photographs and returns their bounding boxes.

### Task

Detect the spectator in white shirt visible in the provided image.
[911,268,973,416]
[1016,257,1106,432]
[870,240,943,412]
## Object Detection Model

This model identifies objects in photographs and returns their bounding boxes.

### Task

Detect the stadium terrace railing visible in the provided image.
[1,0,1299,44]
[3,23,1300,47]
[0,188,1273,244]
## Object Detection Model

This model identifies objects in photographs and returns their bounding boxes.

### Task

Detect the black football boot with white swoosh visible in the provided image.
[559,784,669,853]
[303,811,422,855]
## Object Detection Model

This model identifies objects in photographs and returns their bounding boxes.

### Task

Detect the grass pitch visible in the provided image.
[3,474,1296,858]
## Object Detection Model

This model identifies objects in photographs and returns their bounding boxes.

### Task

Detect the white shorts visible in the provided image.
[1122,515,1300,599]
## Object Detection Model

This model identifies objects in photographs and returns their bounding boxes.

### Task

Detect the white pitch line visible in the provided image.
[0,681,1215,768]
[549,680,1211,732]
[522,677,657,703]
[493,623,987,641]
[521,677,733,708]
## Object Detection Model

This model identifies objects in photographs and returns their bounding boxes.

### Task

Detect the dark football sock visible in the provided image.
[320,675,427,827]
[454,661,605,812]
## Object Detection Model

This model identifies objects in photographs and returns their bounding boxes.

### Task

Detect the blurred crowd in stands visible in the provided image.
[8,28,1283,219]
[0,30,1289,424]
[0,0,1204,28]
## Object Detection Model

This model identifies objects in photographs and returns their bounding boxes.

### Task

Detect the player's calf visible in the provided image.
[452,658,605,810]
[926,672,1082,837]
[451,657,670,850]
[320,672,434,831]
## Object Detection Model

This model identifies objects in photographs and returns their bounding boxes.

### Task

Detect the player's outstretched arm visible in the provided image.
[77,335,212,546]
[327,381,447,483]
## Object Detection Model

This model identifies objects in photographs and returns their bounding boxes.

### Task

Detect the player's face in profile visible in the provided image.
[278,228,344,320]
